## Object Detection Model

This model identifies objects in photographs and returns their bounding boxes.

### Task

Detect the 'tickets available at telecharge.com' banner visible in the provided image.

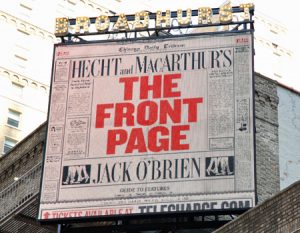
[39,32,255,220]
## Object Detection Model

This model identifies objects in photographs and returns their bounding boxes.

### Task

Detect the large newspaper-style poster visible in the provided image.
[39,32,255,220]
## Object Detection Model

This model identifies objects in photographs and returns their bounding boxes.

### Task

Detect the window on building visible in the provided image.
[12,82,24,98]
[14,30,30,68]
[7,109,21,128]
[20,2,32,11]
[274,73,282,78]
[19,1,33,19]
[17,27,30,36]
[14,54,28,68]
[3,137,18,154]
[270,28,278,34]
[67,0,77,5]
[14,27,30,68]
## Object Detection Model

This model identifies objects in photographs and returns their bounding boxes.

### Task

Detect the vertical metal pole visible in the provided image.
[57,224,62,233]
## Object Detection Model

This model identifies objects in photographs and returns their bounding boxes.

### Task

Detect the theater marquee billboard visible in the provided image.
[39,32,255,220]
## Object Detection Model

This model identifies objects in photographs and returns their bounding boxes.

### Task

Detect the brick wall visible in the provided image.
[254,73,280,203]
[214,180,300,233]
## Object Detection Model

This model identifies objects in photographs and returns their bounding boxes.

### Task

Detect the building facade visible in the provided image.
[278,85,300,189]
[253,12,292,83]
[0,1,113,155]
[0,8,52,155]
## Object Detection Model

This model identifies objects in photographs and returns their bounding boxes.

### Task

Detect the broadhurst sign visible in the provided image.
[39,32,255,221]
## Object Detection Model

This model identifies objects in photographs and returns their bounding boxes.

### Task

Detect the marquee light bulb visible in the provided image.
[240,3,254,21]
[55,17,68,36]
[177,9,192,26]
[75,16,90,34]
[113,14,130,31]
[134,11,149,29]
[156,10,171,28]
[219,4,233,24]
[95,15,110,32]
[198,7,212,25]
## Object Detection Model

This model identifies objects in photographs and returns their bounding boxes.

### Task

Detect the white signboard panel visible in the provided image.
[39,32,255,220]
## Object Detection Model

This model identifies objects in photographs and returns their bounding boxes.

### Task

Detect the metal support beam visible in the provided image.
[60,216,231,233]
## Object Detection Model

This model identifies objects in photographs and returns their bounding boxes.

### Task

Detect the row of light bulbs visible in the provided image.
[55,3,254,36]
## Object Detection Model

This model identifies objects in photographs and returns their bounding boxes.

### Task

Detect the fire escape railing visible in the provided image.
[0,162,42,223]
